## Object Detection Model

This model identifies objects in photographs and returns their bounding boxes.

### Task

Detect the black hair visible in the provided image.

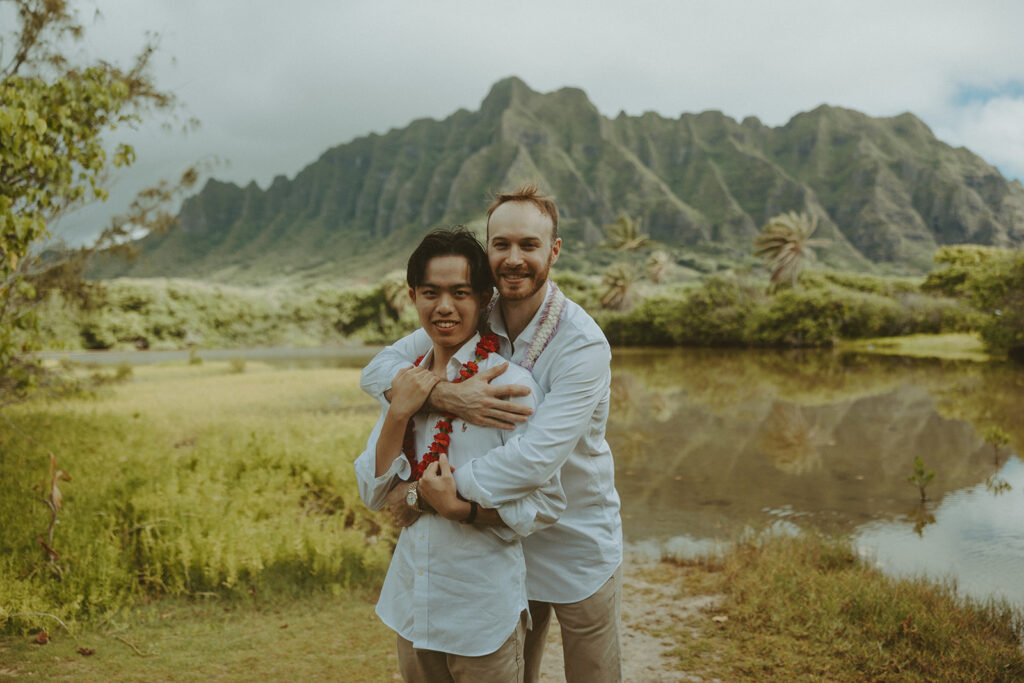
[406,226,493,294]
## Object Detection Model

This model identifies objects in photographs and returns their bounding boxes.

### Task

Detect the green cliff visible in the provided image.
[99,77,1024,282]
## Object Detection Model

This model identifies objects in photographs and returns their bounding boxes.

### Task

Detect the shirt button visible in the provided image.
[417,570,423,576]
[419,534,425,540]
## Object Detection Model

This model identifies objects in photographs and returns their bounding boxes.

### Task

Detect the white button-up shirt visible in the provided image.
[354,334,564,655]
[361,284,623,603]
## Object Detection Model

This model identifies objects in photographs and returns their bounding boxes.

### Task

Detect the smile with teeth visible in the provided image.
[501,270,530,281]
[433,320,459,329]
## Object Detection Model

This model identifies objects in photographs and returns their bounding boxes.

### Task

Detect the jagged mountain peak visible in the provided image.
[99,77,1024,282]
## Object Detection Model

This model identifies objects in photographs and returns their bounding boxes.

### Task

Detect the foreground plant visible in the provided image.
[1,0,199,402]
[907,455,935,502]
[669,533,1024,681]
[34,454,70,578]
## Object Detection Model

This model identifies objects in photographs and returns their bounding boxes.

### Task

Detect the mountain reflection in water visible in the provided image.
[609,347,1024,605]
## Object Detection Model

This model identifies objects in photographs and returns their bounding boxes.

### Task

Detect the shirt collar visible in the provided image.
[487,281,555,352]
[419,332,484,381]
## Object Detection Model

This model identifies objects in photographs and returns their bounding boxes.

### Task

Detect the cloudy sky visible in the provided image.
[45,0,1024,243]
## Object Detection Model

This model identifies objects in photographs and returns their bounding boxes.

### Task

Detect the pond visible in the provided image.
[48,345,1024,606]
[609,348,1024,607]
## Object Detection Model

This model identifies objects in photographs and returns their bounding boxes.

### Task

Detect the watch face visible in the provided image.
[406,489,417,505]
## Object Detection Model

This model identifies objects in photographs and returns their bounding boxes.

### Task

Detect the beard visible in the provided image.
[496,264,550,301]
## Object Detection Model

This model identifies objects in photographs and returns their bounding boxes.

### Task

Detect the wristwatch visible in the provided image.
[405,481,419,509]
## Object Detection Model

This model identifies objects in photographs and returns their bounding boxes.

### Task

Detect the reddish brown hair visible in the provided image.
[486,183,559,241]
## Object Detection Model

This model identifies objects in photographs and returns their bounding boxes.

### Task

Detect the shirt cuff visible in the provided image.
[355,451,411,506]
[380,454,411,483]
[495,500,538,539]
[453,462,491,509]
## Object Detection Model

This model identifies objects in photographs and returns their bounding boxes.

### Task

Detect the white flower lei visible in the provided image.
[522,282,566,371]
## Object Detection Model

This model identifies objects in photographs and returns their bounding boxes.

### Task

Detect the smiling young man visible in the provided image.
[353,227,564,683]
[361,187,624,682]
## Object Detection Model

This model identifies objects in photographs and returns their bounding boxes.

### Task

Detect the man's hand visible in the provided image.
[419,454,470,521]
[389,366,440,421]
[385,483,421,528]
[431,363,532,430]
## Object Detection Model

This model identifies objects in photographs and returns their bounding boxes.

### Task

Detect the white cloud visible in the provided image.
[43,0,1024,243]
[936,96,1024,181]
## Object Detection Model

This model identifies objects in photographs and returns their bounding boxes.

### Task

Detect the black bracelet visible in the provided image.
[462,501,478,524]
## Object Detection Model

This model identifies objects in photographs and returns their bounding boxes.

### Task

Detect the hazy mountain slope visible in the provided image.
[98,77,1024,282]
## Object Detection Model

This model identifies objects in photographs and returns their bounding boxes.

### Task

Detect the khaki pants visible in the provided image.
[396,613,526,682]
[524,565,623,683]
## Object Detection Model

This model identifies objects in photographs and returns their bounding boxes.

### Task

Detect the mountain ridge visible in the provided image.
[99,76,1024,282]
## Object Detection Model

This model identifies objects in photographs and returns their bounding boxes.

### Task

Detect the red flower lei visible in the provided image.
[402,333,500,480]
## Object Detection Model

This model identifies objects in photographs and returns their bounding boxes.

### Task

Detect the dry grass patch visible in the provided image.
[663,533,1024,681]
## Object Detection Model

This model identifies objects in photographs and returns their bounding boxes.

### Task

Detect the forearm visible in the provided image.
[375,413,410,477]
[441,501,506,528]
[425,380,459,414]
[473,507,505,526]
[383,382,441,415]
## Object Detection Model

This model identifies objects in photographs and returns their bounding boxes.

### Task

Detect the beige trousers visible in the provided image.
[524,565,623,683]
[396,613,526,682]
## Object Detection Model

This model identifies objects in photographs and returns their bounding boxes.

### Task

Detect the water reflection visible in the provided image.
[610,347,1024,605]
[857,457,1024,604]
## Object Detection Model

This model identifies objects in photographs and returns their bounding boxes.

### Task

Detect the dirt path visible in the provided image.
[538,555,721,682]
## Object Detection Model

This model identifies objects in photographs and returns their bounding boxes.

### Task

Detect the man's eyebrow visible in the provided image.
[418,282,473,290]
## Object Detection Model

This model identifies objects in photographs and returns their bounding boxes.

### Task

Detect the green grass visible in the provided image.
[1,361,391,633]
[3,364,1023,680]
[0,591,397,681]
[667,533,1024,681]
[839,332,991,361]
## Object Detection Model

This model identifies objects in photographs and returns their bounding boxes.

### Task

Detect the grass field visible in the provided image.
[0,591,396,681]
[1,361,391,634]
[3,359,1023,680]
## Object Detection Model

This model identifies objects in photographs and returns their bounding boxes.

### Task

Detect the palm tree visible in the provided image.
[600,262,638,310]
[601,214,650,251]
[753,211,830,289]
[645,250,670,284]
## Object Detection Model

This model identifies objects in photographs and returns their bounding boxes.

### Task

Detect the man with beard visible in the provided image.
[361,185,623,682]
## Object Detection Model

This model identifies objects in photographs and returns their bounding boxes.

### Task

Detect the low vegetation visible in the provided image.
[598,269,979,348]
[921,245,1024,360]
[33,264,985,356]
[0,362,390,633]
[35,276,419,351]
[670,533,1024,681]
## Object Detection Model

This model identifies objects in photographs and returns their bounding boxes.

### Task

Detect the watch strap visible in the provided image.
[462,501,478,524]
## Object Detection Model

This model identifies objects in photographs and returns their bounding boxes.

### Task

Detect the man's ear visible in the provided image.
[549,237,562,266]
[408,288,416,303]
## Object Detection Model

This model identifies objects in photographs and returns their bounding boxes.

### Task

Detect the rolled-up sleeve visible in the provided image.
[454,339,610,508]
[353,409,412,510]
[359,329,432,405]
[491,471,565,540]
[487,380,566,540]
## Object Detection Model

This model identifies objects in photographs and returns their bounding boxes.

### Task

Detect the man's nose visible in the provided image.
[506,245,524,265]
[437,292,455,312]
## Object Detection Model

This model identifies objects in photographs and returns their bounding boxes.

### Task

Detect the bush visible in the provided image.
[750,289,848,346]
[36,277,422,351]
[600,273,977,348]
[922,246,1024,359]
